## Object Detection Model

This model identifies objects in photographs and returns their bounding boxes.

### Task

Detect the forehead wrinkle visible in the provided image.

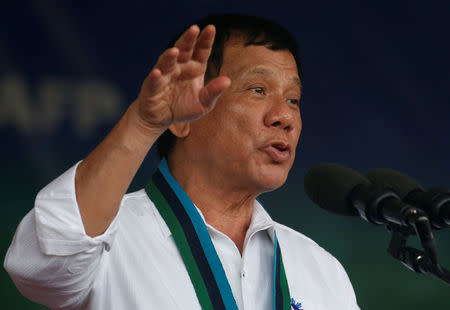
[241,66,300,83]
[241,67,274,79]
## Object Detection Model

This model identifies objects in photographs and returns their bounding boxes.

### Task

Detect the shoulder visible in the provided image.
[115,189,170,239]
[274,221,343,271]
[274,222,359,308]
[122,188,151,203]
[274,222,318,246]
[120,189,154,213]
[113,189,157,229]
[274,222,325,255]
[116,188,164,225]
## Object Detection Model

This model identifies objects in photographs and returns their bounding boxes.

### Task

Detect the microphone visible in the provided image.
[366,168,450,229]
[304,163,428,228]
[304,163,450,284]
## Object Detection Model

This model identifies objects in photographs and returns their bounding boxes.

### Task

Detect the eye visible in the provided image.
[250,87,265,94]
[287,98,300,106]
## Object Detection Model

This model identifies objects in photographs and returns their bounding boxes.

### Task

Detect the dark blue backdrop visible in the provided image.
[1,1,449,309]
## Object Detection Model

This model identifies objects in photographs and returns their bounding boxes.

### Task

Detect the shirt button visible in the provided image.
[104,242,111,252]
[241,271,246,278]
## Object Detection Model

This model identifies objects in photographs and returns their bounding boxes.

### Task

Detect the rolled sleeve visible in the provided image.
[4,162,120,309]
[34,161,117,256]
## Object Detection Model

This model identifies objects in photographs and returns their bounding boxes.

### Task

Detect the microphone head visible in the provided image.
[365,168,424,198]
[304,163,370,216]
[429,187,450,195]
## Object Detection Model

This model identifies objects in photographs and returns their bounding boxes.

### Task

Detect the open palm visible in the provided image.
[135,25,230,129]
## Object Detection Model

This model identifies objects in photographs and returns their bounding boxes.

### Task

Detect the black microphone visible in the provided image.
[304,163,428,228]
[304,163,450,284]
[366,168,450,229]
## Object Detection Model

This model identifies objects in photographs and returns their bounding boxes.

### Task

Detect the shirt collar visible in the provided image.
[154,198,276,242]
[248,199,276,243]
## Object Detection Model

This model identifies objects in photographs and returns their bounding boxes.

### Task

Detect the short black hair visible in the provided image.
[157,14,301,158]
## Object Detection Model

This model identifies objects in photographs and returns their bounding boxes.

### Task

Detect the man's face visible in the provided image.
[183,36,302,193]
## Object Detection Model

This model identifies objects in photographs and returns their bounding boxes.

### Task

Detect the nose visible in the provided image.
[263,97,298,132]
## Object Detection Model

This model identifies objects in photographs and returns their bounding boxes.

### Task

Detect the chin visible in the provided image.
[254,167,290,193]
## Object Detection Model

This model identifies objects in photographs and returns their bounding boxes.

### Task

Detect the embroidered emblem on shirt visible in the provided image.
[291,297,303,310]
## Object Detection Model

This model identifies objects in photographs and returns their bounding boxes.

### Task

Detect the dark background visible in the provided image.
[1,0,449,309]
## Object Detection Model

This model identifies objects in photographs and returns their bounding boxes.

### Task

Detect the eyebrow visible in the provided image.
[241,67,302,90]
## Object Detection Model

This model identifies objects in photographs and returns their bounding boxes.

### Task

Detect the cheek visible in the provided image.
[215,118,253,152]
[293,113,303,140]
[215,99,260,139]
[193,92,264,154]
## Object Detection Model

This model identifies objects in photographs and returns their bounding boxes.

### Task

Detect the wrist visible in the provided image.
[127,101,169,137]
[115,102,168,154]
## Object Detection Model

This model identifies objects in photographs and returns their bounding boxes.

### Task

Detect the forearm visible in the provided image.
[76,102,165,236]
[74,25,226,237]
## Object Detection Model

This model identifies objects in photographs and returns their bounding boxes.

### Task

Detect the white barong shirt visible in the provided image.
[5,163,360,310]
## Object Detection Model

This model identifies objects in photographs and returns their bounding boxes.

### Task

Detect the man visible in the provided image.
[5,15,360,309]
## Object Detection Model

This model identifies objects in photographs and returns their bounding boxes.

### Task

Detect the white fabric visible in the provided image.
[4,163,360,310]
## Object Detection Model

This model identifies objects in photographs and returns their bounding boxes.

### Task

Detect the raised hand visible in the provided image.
[133,25,231,130]
[75,25,231,237]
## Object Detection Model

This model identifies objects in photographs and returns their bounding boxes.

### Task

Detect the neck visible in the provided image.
[168,156,258,253]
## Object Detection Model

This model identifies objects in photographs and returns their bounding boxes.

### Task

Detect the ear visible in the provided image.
[168,123,190,138]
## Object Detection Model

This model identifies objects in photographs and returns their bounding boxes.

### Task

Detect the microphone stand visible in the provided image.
[350,185,450,284]
[386,219,450,285]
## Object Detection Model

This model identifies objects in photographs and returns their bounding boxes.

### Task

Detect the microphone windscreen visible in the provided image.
[365,168,424,198]
[304,163,370,216]
[429,187,450,195]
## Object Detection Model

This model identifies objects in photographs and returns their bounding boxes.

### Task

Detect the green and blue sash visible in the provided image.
[145,159,291,310]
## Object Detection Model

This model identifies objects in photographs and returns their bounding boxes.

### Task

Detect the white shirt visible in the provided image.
[4,163,360,310]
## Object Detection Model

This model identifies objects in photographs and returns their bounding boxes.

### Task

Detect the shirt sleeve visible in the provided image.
[334,258,360,310]
[4,162,119,309]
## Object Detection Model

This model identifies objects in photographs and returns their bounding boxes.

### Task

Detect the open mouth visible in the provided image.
[263,142,291,163]
[272,143,289,152]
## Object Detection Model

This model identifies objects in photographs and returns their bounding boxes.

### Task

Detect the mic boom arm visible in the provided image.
[350,184,450,285]
[387,220,450,285]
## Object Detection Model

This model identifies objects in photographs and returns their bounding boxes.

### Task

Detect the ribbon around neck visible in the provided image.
[145,158,291,309]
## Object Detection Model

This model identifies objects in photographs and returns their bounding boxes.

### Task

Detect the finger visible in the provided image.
[192,25,215,63]
[199,76,231,109]
[156,47,179,74]
[144,68,162,93]
[175,25,200,63]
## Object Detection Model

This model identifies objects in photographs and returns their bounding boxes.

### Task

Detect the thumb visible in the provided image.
[198,76,231,110]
